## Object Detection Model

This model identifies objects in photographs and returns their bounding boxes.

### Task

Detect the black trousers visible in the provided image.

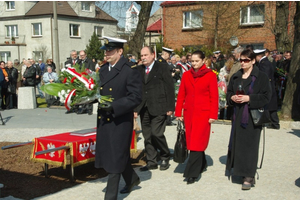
[5,92,17,109]
[184,151,207,178]
[269,110,280,128]
[105,156,139,200]
[140,106,170,165]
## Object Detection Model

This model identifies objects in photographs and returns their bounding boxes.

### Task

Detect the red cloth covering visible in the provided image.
[31,128,136,168]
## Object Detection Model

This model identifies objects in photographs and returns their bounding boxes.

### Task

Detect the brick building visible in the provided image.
[161,1,293,52]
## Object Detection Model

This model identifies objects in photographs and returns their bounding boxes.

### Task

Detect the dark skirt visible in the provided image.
[184,151,207,178]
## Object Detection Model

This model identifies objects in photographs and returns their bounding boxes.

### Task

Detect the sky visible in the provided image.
[96,1,163,28]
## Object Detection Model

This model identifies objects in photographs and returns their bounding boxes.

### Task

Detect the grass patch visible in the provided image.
[37,97,47,108]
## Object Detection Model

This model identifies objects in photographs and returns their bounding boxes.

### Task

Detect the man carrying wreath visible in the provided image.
[95,36,143,200]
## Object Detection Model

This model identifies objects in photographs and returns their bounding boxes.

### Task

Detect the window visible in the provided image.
[94,26,103,37]
[241,43,264,49]
[81,2,90,11]
[70,24,80,37]
[240,4,265,25]
[6,1,15,10]
[183,10,203,29]
[0,52,11,63]
[33,51,43,61]
[5,25,18,38]
[32,23,42,36]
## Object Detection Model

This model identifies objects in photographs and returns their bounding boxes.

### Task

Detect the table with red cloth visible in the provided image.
[31,128,137,179]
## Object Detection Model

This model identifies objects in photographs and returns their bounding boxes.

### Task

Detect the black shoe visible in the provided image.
[139,164,158,171]
[160,160,170,170]
[120,178,141,194]
[166,122,176,126]
[187,177,196,184]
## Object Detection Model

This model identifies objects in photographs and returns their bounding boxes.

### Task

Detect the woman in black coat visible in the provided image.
[5,61,18,109]
[225,49,271,190]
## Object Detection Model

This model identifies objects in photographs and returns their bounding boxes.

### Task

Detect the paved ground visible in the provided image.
[1,108,300,200]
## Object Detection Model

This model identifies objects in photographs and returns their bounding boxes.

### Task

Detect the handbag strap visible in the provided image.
[257,126,265,169]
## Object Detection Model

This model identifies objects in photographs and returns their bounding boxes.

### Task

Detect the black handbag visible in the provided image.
[173,121,188,163]
[250,107,271,126]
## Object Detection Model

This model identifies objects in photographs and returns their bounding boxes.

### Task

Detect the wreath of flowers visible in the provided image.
[41,64,113,110]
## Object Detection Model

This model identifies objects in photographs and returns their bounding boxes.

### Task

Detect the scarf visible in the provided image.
[190,64,211,78]
[228,75,256,150]
[240,75,256,128]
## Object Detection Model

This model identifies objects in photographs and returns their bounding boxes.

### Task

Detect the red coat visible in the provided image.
[175,67,219,151]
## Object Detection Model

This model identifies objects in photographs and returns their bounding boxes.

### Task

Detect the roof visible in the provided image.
[25,1,117,22]
[160,1,197,7]
[146,18,162,32]
[26,1,77,16]
[95,6,118,22]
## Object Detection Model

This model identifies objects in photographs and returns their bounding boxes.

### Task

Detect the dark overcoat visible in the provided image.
[134,61,175,116]
[226,66,271,177]
[257,57,278,111]
[95,57,142,173]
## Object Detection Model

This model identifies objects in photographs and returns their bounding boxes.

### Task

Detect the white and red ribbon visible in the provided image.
[63,67,95,90]
[64,89,76,110]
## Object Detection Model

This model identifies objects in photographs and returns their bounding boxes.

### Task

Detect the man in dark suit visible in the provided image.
[65,50,79,67]
[95,36,142,200]
[254,49,280,129]
[135,46,175,171]
[78,50,95,71]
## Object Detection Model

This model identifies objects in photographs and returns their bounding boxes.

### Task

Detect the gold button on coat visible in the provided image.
[100,87,103,90]
[107,118,110,121]
[109,88,112,91]
[98,116,101,119]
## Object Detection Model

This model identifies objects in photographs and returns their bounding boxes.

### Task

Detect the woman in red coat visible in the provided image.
[175,50,219,184]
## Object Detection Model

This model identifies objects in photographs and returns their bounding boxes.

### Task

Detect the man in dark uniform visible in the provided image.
[157,46,173,63]
[95,36,142,200]
[254,49,280,129]
[135,46,175,171]
[157,47,176,126]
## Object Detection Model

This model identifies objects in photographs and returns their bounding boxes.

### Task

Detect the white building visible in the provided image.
[125,3,139,32]
[0,1,118,68]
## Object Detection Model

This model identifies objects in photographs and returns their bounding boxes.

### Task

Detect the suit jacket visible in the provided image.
[95,56,142,173]
[23,66,36,86]
[135,61,175,116]
[65,57,79,66]
[257,57,277,111]
[79,57,95,71]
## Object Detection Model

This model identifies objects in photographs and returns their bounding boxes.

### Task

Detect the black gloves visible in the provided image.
[99,102,114,113]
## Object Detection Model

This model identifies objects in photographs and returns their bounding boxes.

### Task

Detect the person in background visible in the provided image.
[78,50,95,71]
[14,59,22,90]
[30,59,44,99]
[175,50,218,184]
[43,66,59,107]
[228,46,244,82]
[254,49,280,129]
[23,60,36,87]
[65,50,79,68]
[38,59,46,74]
[225,49,271,190]
[5,61,18,109]
[49,58,56,72]
[0,61,9,110]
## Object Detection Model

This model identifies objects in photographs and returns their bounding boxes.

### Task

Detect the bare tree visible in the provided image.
[281,2,300,119]
[127,1,153,57]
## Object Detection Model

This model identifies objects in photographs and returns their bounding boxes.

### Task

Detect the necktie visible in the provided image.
[73,60,75,65]
[146,66,150,74]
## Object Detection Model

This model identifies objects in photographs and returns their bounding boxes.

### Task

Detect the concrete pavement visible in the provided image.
[1,108,300,200]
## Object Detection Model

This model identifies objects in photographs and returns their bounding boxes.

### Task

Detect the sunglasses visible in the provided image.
[239,59,251,63]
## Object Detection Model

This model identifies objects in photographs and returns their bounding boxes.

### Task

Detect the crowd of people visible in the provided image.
[0,38,292,198]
